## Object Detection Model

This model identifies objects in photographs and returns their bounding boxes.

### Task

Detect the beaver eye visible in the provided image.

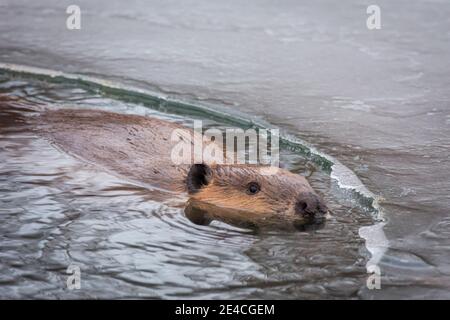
[246,182,260,195]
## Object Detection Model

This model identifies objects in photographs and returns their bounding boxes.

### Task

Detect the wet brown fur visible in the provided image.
[33,108,324,228]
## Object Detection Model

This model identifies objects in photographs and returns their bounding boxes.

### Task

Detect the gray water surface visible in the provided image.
[0,0,450,299]
[0,76,373,299]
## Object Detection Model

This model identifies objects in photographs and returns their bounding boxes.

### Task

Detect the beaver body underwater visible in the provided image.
[34,108,327,230]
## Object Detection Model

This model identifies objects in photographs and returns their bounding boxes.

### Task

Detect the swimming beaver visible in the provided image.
[35,108,327,230]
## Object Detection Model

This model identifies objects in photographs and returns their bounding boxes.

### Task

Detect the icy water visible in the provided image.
[0,0,450,299]
[0,74,375,299]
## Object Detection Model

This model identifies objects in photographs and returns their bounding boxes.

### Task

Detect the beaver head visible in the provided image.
[184,163,328,230]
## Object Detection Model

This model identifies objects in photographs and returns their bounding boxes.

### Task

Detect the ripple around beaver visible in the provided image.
[0,63,387,299]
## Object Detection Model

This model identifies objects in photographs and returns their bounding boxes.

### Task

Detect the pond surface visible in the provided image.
[0,0,450,299]
[0,75,374,299]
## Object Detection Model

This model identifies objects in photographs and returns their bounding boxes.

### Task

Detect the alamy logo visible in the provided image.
[366,265,381,290]
[66,5,81,30]
[170,121,280,174]
[66,264,81,290]
[366,5,381,30]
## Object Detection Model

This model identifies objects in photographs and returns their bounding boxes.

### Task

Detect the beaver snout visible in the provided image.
[295,192,327,220]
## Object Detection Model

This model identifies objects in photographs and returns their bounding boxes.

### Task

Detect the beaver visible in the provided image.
[34,108,328,230]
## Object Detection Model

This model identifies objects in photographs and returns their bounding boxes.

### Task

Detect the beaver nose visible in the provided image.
[295,193,327,218]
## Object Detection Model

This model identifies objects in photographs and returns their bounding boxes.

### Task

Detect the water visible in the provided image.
[0,0,449,299]
[0,75,374,299]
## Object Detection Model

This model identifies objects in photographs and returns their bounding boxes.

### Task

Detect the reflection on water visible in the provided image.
[1,0,450,299]
[0,75,373,299]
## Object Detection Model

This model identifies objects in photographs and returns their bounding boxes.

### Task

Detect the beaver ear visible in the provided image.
[187,163,212,193]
